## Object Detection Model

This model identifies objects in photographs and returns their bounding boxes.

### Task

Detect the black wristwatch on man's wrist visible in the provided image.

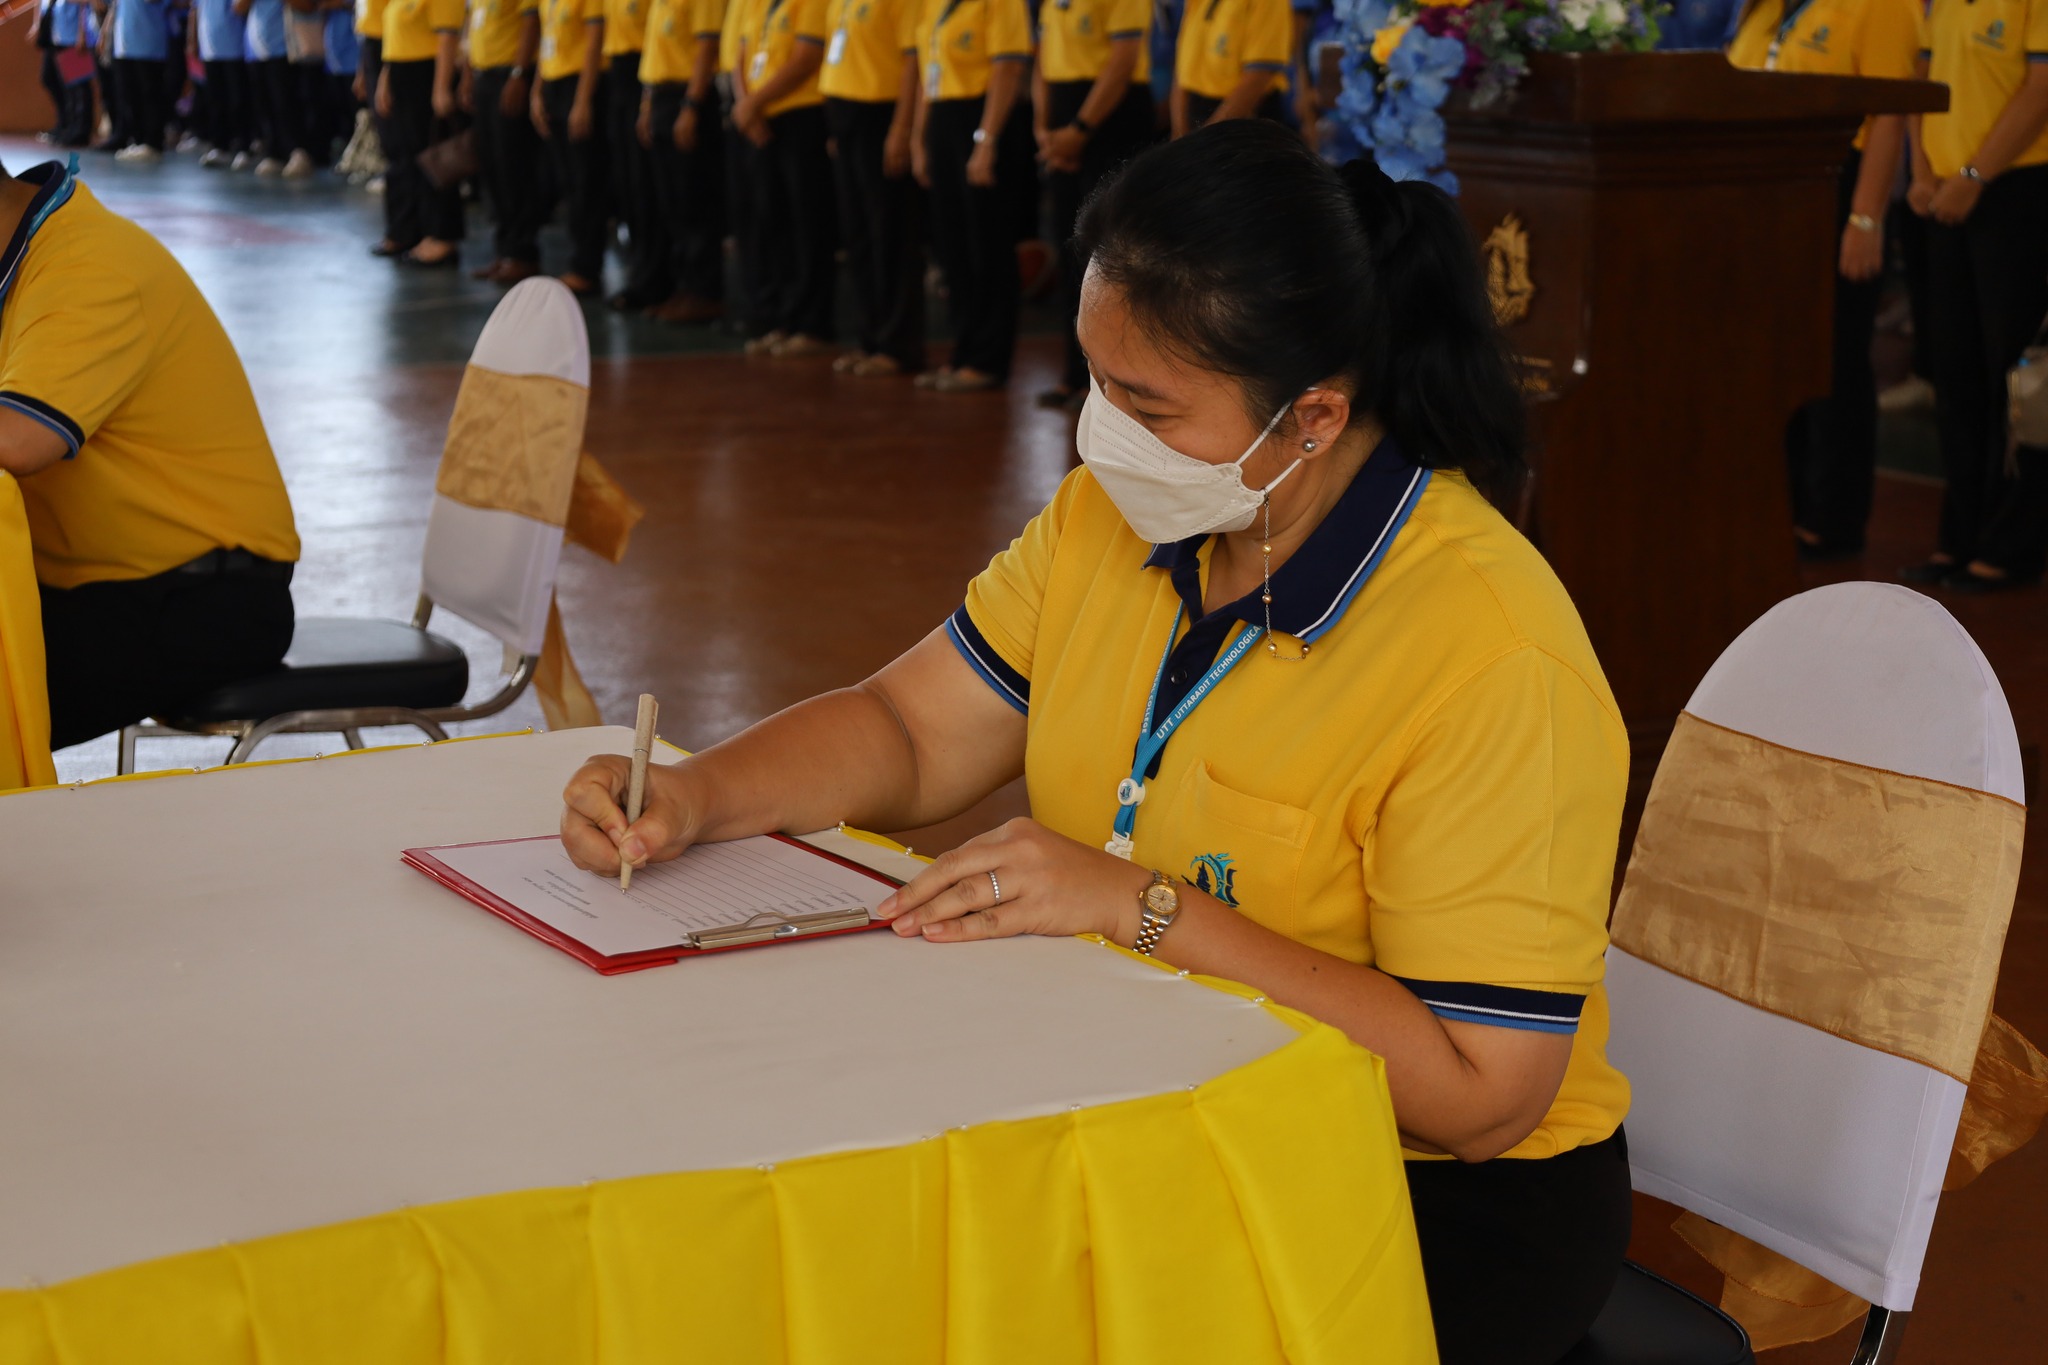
[1071,115,1094,138]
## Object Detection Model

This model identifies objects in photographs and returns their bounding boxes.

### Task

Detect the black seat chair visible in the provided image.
[1559,1261,1754,1365]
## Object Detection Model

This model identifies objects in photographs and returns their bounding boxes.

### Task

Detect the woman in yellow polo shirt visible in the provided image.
[561,121,1630,1365]
[1728,0,1918,560]
[638,0,727,322]
[1907,0,2048,589]
[909,0,1033,391]
[465,0,544,283]
[532,0,610,293]
[818,0,926,376]
[730,0,838,355]
[603,0,674,310]
[374,0,467,265]
[1034,0,1152,409]
[1171,0,1290,135]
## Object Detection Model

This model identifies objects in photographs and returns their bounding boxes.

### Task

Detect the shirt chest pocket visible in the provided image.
[1155,762,1316,925]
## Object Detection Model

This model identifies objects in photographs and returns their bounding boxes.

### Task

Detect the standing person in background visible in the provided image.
[731,0,835,357]
[721,0,767,334]
[1169,0,1288,134]
[910,0,1032,392]
[602,0,672,310]
[322,0,360,138]
[112,0,171,159]
[1907,0,2048,590]
[639,0,726,323]
[534,0,609,295]
[467,0,543,283]
[240,0,294,172]
[1033,0,1150,410]
[1727,0,1918,562]
[353,0,389,185]
[375,0,466,265]
[40,0,101,148]
[195,0,251,164]
[819,0,923,376]
[283,0,330,174]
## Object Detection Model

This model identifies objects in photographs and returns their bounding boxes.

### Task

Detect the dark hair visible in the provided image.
[1075,120,1524,500]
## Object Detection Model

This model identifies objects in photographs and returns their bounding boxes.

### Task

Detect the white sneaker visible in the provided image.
[200,148,230,169]
[230,151,255,171]
[113,144,163,163]
[176,134,204,154]
[365,174,386,196]
[281,149,315,179]
[254,157,285,177]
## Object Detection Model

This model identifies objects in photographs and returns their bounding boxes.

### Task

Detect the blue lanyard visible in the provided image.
[1105,606,1264,859]
[1765,0,1816,68]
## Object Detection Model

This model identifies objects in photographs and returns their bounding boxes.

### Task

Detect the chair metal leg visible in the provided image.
[342,728,366,750]
[1849,1307,1909,1365]
[117,725,138,776]
[224,709,452,765]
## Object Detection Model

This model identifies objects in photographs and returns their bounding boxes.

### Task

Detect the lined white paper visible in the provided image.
[429,835,891,958]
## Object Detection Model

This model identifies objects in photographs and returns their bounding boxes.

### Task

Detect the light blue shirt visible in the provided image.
[1658,0,1743,50]
[196,0,244,59]
[113,0,169,60]
[244,0,289,60]
[324,8,359,73]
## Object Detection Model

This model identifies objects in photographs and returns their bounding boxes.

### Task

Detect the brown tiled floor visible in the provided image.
[21,135,2046,1360]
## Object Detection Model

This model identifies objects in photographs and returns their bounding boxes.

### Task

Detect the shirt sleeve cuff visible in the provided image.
[946,605,1030,715]
[0,392,84,458]
[1388,977,1587,1034]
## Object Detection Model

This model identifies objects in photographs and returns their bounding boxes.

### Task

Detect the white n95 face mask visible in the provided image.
[1075,379,1300,544]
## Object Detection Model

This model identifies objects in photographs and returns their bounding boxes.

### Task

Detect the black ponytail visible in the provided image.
[1075,121,1525,502]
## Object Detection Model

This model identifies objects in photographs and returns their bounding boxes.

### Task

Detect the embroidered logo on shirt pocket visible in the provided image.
[1167,763,1317,921]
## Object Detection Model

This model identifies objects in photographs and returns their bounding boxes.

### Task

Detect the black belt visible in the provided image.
[169,548,296,583]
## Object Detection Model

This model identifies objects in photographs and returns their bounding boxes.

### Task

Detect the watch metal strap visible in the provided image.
[1133,872,1173,956]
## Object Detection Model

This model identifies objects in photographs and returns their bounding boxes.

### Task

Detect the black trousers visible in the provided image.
[825,96,924,369]
[40,560,296,751]
[1787,151,1883,552]
[1406,1129,1634,1365]
[542,73,611,280]
[1925,162,2048,569]
[473,66,543,263]
[605,53,670,301]
[113,56,167,150]
[202,58,252,153]
[924,96,1018,378]
[1183,88,1285,129]
[291,58,332,163]
[725,112,767,333]
[38,47,65,135]
[381,59,466,248]
[1045,81,1154,391]
[747,102,835,339]
[647,84,725,301]
[360,36,385,156]
[249,55,295,158]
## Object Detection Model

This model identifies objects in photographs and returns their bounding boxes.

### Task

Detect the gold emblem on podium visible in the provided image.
[1483,214,1535,326]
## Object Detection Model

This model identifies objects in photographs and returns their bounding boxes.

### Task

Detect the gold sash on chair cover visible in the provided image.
[1614,712,2047,1347]
[0,474,55,791]
[434,367,644,731]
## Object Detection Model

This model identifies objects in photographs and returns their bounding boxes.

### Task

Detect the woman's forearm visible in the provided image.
[1212,67,1271,122]
[980,57,1024,136]
[1854,115,1904,218]
[1074,39,1138,129]
[1969,67,2048,179]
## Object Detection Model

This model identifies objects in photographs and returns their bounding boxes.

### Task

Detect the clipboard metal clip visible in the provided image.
[685,907,875,950]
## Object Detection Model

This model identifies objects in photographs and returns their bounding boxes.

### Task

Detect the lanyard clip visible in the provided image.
[1104,832,1136,860]
[1115,777,1147,809]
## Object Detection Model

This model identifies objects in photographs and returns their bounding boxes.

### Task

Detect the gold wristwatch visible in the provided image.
[1133,871,1181,957]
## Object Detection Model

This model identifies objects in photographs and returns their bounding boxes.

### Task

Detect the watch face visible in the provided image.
[1143,882,1179,917]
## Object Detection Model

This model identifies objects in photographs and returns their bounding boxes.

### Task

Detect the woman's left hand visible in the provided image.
[878,818,1153,944]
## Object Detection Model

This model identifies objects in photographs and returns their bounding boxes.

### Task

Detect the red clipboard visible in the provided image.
[402,833,899,976]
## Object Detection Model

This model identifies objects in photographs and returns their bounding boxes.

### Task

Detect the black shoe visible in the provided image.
[370,239,407,258]
[1945,564,2041,594]
[1898,559,1958,585]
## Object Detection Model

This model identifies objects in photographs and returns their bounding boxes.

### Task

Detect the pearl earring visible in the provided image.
[1303,438,1318,452]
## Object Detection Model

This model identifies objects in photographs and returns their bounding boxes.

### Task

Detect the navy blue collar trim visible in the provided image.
[1141,438,1428,644]
[0,160,78,309]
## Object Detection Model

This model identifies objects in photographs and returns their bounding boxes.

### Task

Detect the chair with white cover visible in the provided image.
[118,279,591,773]
[1565,582,2026,1365]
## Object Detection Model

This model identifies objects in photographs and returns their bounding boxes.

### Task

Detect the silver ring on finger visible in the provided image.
[988,870,1002,907]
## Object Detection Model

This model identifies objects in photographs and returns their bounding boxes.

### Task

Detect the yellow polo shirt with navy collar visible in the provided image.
[914,0,1033,101]
[818,0,917,102]
[641,0,723,82]
[356,0,388,40]
[946,444,1631,1159]
[603,0,647,55]
[468,0,538,69]
[1039,0,1151,86]
[382,0,465,61]
[1175,0,1290,101]
[539,0,603,78]
[1920,0,2048,177]
[0,165,299,590]
[736,0,830,113]
[1728,0,1920,149]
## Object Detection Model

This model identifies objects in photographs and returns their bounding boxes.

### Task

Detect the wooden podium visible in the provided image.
[1444,53,1945,768]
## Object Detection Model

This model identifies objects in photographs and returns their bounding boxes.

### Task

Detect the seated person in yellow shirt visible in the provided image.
[562,122,1629,1365]
[0,158,301,751]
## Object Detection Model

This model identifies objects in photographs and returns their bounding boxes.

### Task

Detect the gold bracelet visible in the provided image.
[1849,212,1879,233]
